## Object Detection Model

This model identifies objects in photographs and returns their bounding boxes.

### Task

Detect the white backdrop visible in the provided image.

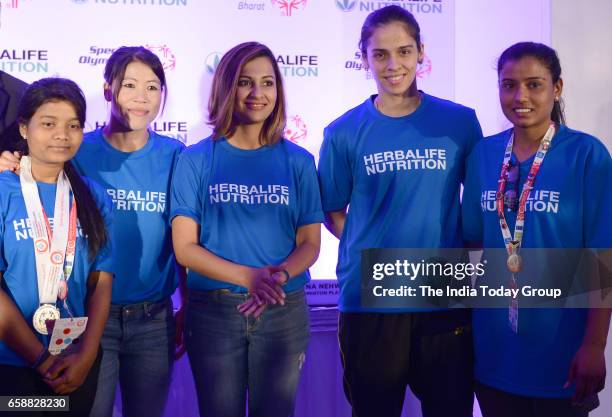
[0,0,456,280]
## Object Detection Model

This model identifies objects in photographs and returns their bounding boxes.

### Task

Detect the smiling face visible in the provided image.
[362,21,423,99]
[19,100,83,167]
[106,60,162,131]
[499,56,563,131]
[233,56,278,127]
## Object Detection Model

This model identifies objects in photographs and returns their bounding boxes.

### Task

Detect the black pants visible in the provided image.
[0,349,102,417]
[339,310,474,417]
[475,381,598,417]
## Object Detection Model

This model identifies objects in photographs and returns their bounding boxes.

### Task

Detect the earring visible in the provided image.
[554,96,559,102]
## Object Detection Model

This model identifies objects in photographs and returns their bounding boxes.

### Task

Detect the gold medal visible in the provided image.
[33,304,60,335]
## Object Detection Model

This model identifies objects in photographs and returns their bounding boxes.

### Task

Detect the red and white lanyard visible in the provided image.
[496,123,555,259]
[19,156,77,314]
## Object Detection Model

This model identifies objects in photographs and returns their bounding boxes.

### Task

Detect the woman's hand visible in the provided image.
[565,343,606,404]
[43,346,97,394]
[238,268,287,318]
[0,150,21,173]
[34,353,59,378]
[245,265,286,306]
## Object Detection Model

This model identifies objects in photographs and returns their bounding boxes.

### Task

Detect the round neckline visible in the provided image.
[508,124,567,165]
[97,128,156,158]
[366,90,429,121]
[218,137,276,157]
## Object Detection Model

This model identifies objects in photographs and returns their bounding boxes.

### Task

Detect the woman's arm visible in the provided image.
[81,270,112,360]
[238,223,321,317]
[45,270,112,394]
[279,223,321,279]
[324,209,347,240]
[0,274,55,374]
[565,307,611,404]
[172,216,285,304]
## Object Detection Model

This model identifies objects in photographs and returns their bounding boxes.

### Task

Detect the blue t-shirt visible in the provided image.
[462,125,612,397]
[318,93,483,312]
[73,129,184,304]
[0,172,114,367]
[171,137,323,293]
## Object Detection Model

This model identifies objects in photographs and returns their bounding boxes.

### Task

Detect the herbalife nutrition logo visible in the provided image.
[335,0,356,11]
[336,0,444,13]
[205,52,222,74]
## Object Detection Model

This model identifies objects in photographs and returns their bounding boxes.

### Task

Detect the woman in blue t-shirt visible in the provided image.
[318,5,482,417]
[462,42,611,417]
[0,47,186,417]
[171,41,323,417]
[0,78,113,417]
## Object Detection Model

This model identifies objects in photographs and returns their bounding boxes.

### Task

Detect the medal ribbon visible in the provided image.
[20,156,78,311]
[496,123,556,256]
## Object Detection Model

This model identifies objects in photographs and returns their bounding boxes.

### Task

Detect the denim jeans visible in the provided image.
[89,298,175,417]
[186,289,310,417]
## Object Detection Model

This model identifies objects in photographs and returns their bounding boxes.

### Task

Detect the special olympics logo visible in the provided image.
[205,52,222,74]
[416,54,432,79]
[335,0,356,12]
[51,251,64,265]
[35,239,48,253]
[1,0,20,7]
[271,0,307,16]
[284,115,308,144]
[146,45,176,71]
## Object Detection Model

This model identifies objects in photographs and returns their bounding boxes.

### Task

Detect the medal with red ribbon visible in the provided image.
[496,123,555,333]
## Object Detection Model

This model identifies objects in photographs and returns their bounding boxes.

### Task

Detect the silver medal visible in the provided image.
[33,304,60,335]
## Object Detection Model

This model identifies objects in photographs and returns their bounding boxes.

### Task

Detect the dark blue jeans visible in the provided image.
[185,289,310,417]
[89,298,175,417]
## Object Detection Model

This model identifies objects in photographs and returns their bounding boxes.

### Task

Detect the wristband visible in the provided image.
[30,346,50,369]
[280,269,290,285]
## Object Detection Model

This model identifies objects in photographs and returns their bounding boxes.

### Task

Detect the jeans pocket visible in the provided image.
[283,289,307,306]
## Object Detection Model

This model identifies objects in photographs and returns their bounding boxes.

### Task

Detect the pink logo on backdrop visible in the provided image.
[284,115,308,144]
[416,54,432,79]
[271,0,307,16]
[146,45,176,71]
[0,0,19,8]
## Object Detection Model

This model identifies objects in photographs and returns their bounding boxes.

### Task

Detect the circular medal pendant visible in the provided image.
[507,253,523,273]
[33,304,60,335]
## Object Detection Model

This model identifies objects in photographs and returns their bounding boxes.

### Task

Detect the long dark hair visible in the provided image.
[497,42,566,125]
[17,78,108,259]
